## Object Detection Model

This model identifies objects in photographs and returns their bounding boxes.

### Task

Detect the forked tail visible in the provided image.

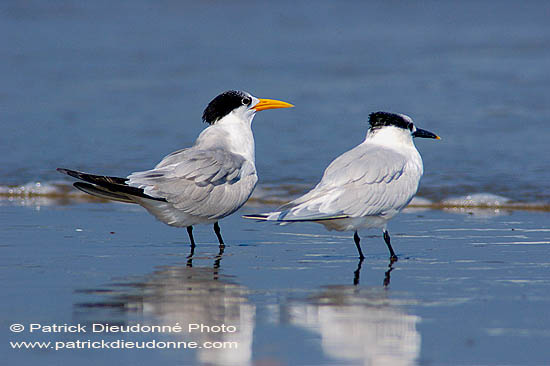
[57,168,166,203]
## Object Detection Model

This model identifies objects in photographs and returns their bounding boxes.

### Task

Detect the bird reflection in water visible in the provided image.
[75,260,255,366]
[75,252,413,365]
[186,241,225,269]
[282,285,421,366]
[353,257,395,287]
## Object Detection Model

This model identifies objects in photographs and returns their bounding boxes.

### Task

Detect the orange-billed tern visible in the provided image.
[58,90,293,250]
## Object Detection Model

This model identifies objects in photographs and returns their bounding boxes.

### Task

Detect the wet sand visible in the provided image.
[3,1,550,364]
[2,201,549,365]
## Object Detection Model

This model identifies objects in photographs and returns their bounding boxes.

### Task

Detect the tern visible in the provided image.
[244,112,439,262]
[58,90,293,251]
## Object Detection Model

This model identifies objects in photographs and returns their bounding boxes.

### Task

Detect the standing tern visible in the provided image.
[58,90,293,251]
[244,112,439,262]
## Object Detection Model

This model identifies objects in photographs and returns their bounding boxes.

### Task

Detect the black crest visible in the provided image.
[368,111,413,131]
[202,90,251,124]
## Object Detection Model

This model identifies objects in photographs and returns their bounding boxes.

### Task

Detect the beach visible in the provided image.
[2,1,549,364]
[2,198,550,365]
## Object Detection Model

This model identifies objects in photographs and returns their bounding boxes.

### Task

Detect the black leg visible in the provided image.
[213,222,225,248]
[186,226,196,248]
[353,231,365,260]
[186,226,196,265]
[383,230,398,263]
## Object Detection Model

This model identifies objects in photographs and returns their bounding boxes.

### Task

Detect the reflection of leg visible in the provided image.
[383,260,394,287]
[353,231,365,260]
[213,222,225,248]
[353,257,364,286]
[383,230,398,263]
[214,243,225,269]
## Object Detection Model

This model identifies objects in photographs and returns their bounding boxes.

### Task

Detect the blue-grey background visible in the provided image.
[2,1,550,365]
[2,0,549,203]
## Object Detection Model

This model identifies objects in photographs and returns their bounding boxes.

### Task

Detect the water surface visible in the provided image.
[2,1,550,365]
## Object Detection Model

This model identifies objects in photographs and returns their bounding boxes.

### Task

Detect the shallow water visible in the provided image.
[1,0,549,204]
[2,202,550,365]
[2,1,550,365]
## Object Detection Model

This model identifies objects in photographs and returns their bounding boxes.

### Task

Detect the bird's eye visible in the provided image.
[408,123,414,131]
[242,97,252,106]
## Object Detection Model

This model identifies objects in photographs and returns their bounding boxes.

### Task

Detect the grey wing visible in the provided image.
[127,148,258,219]
[278,145,422,220]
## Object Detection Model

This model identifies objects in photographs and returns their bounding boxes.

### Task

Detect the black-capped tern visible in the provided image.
[244,112,439,262]
[58,90,293,251]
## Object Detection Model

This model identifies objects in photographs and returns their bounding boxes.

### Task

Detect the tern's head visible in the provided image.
[202,90,293,125]
[368,111,440,142]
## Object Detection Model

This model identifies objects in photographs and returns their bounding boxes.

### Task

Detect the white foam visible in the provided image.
[0,181,71,196]
[442,193,512,207]
[1,182,548,212]
[0,181,103,207]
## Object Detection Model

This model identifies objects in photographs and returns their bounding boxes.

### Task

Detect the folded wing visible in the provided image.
[275,144,421,221]
[127,147,257,219]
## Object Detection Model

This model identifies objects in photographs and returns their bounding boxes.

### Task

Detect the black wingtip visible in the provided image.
[57,168,83,180]
[73,182,135,203]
